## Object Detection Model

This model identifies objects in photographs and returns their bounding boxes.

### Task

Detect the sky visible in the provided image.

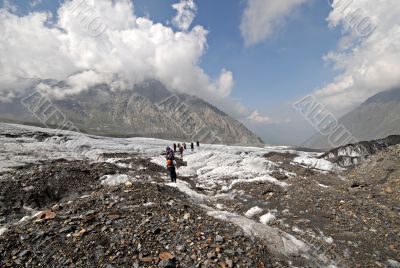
[0,0,399,145]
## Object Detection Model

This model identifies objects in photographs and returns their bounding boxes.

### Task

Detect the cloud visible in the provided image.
[311,0,400,114]
[0,0,234,105]
[247,110,271,123]
[172,0,196,31]
[240,0,310,46]
[3,0,17,13]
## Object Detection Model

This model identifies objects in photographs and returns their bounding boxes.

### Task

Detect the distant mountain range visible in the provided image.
[0,80,263,146]
[303,87,400,149]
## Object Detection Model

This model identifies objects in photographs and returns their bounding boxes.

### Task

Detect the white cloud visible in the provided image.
[312,0,400,114]
[212,69,234,98]
[3,0,17,13]
[172,0,196,31]
[240,0,311,46]
[247,110,271,124]
[0,0,234,104]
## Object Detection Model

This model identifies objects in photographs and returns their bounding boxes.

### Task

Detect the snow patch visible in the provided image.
[100,174,132,186]
[292,226,304,234]
[19,216,31,222]
[143,202,156,207]
[293,156,342,172]
[244,206,264,218]
[260,211,277,225]
[207,210,310,257]
[0,227,7,236]
[215,203,225,210]
[166,180,207,203]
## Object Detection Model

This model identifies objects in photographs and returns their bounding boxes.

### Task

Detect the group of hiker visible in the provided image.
[165,141,200,183]
[171,141,200,157]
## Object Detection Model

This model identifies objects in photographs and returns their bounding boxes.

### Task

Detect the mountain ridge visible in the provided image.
[0,80,264,146]
[303,87,400,149]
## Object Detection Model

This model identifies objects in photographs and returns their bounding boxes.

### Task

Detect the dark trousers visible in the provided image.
[167,166,177,182]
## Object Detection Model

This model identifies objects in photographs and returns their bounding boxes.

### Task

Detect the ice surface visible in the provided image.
[19,216,31,222]
[293,156,342,172]
[244,206,264,218]
[0,123,312,180]
[143,202,156,207]
[260,211,277,225]
[166,180,208,203]
[207,210,310,257]
[0,227,7,236]
[100,174,132,186]
[0,123,339,265]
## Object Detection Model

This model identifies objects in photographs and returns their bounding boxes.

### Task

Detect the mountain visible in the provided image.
[303,87,400,149]
[0,80,263,145]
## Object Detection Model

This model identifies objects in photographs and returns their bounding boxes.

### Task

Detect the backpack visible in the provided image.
[167,150,175,160]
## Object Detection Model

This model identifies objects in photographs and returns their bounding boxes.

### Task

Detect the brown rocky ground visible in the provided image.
[231,145,400,267]
[0,158,286,267]
[0,141,399,267]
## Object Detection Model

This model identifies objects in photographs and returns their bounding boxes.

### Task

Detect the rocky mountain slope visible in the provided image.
[0,80,263,146]
[303,87,400,149]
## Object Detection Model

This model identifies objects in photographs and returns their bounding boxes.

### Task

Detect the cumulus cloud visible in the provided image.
[247,110,271,124]
[172,0,196,31]
[240,0,310,46]
[312,0,400,114]
[0,0,235,106]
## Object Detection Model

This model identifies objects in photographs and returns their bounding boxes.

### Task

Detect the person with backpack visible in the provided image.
[190,142,194,151]
[179,145,184,158]
[166,147,177,182]
[167,159,177,183]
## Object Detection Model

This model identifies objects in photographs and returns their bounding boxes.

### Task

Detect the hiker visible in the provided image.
[166,146,174,160]
[183,143,187,150]
[179,145,184,158]
[173,143,177,152]
[166,158,177,183]
[190,142,194,151]
[196,141,200,147]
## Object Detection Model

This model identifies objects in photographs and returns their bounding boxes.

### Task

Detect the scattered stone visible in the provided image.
[107,214,120,221]
[158,259,176,268]
[37,210,56,220]
[59,226,77,234]
[387,259,400,268]
[159,252,174,261]
[19,250,30,258]
[215,235,224,243]
[226,259,233,268]
[176,245,186,252]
